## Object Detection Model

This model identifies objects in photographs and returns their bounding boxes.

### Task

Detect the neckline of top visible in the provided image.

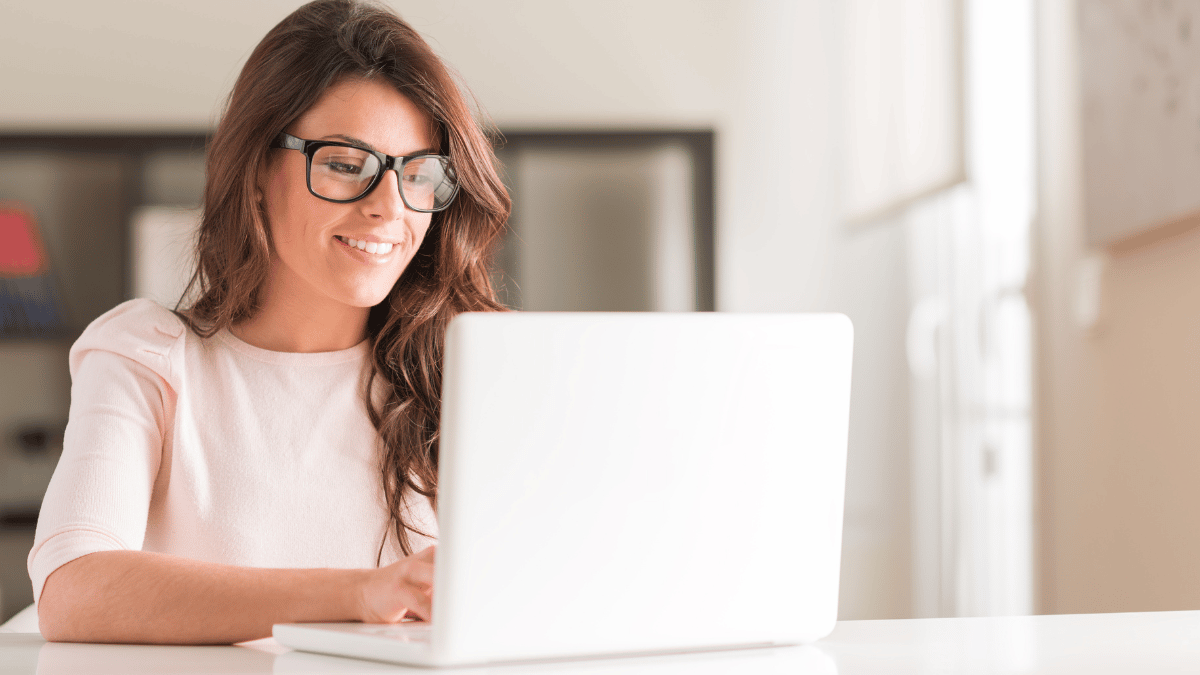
[213,327,370,365]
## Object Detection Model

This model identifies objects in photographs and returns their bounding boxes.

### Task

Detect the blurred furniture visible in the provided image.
[0,602,35,633]
[495,131,715,312]
[0,133,206,624]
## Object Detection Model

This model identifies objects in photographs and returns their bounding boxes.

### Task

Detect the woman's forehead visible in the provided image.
[293,78,436,155]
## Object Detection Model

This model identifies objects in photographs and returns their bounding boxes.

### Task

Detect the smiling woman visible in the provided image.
[26,0,510,644]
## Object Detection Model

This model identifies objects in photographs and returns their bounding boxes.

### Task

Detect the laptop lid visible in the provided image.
[429,312,853,665]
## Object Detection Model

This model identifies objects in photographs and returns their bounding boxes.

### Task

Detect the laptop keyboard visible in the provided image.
[355,624,434,643]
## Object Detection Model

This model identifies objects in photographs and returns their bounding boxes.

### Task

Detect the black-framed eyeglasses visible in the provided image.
[270,132,459,213]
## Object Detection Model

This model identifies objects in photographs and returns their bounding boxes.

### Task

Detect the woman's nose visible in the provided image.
[361,169,407,220]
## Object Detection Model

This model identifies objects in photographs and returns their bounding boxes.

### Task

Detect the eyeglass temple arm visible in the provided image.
[272,133,305,151]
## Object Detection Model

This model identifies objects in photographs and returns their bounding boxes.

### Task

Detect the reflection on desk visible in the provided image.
[4,635,281,674]
[3,635,835,674]
[5,611,1200,674]
[278,646,833,674]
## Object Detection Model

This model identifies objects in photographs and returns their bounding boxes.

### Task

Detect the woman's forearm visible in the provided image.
[37,550,368,644]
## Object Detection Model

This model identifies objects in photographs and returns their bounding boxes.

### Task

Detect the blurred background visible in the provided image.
[2,0,1199,625]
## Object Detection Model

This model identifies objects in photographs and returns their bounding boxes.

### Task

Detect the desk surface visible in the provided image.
[3,610,1200,674]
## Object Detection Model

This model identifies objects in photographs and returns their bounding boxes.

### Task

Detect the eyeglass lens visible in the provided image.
[310,145,456,211]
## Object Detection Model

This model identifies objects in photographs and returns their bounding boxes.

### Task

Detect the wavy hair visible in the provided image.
[182,0,509,559]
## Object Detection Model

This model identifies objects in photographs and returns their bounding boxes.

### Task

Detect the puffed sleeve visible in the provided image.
[27,298,186,603]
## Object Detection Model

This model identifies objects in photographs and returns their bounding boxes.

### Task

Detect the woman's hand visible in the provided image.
[357,545,436,623]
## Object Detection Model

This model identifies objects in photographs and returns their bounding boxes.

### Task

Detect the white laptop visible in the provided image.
[274,312,854,668]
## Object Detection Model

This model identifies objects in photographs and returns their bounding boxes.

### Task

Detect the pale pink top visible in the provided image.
[27,299,437,603]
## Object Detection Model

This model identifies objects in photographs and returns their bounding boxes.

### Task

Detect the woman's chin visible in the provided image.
[347,292,393,310]
[334,276,403,310]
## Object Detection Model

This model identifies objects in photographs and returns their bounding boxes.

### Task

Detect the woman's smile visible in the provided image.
[334,235,396,256]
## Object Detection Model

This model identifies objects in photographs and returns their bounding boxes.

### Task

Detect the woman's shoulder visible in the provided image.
[69,298,189,378]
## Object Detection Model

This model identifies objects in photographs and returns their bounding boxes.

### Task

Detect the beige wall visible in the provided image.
[1037,0,1200,614]
[0,1,732,131]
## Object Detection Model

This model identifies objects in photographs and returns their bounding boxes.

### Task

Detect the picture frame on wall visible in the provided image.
[1079,0,1200,248]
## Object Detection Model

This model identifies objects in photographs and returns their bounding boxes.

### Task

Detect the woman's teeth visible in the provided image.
[337,236,393,255]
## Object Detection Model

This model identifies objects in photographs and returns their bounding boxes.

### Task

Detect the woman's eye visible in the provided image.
[325,160,365,176]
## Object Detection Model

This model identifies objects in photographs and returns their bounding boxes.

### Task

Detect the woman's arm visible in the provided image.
[37,545,435,644]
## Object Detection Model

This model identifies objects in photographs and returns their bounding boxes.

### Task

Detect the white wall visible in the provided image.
[0,0,915,619]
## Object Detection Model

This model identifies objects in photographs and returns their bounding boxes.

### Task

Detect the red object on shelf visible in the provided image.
[0,206,46,277]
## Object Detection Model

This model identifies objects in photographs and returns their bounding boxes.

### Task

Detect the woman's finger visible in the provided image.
[403,589,432,622]
[402,558,435,588]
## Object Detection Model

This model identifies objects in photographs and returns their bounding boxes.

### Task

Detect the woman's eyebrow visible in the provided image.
[322,134,437,156]
[322,134,376,149]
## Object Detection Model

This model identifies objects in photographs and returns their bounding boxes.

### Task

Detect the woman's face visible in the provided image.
[259,78,437,313]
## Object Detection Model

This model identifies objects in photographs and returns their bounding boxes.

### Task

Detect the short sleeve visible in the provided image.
[27,299,186,603]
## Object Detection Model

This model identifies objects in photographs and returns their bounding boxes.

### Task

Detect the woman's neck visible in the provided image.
[232,266,371,354]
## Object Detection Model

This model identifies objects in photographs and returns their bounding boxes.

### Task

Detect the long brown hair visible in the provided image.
[183,0,509,559]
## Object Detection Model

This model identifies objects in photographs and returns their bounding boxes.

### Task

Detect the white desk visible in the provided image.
[3,610,1200,673]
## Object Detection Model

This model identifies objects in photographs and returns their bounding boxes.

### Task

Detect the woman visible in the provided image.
[28,0,508,644]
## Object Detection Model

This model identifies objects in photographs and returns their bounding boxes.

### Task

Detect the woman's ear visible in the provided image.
[255,151,276,205]
[254,158,273,208]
